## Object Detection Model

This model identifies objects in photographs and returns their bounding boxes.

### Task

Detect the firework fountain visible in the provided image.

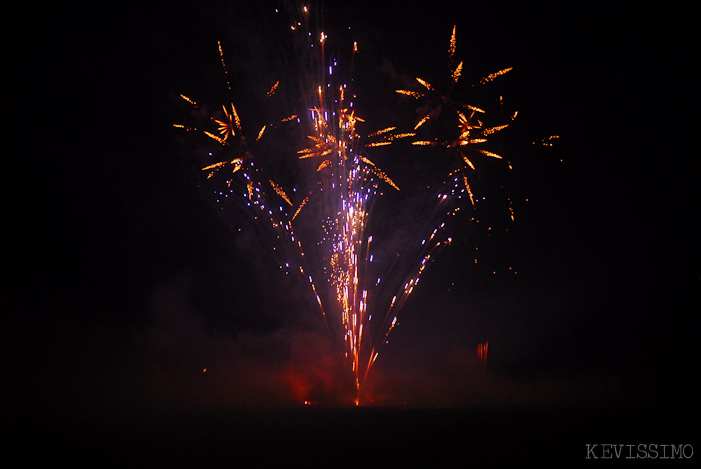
[176,6,514,404]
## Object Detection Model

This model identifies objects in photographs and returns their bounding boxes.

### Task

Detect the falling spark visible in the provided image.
[267,81,280,96]
[414,115,430,130]
[477,149,503,159]
[269,178,293,206]
[202,158,244,179]
[451,61,463,83]
[256,125,266,143]
[396,89,422,98]
[536,135,560,146]
[479,67,513,84]
[416,77,434,91]
[203,131,228,145]
[218,40,232,90]
[180,94,197,106]
[173,124,194,131]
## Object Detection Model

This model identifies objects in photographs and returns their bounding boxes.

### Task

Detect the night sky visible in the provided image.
[8,0,698,463]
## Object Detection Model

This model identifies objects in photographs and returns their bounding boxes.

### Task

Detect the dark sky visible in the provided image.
[8,0,698,418]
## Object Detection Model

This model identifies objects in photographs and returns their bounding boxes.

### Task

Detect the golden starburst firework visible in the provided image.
[213,103,242,141]
[397,25,515,204]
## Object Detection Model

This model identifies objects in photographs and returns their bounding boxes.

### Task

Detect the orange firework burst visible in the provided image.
[295,86,408,200]
[213,103,242,141]
[177,10,515,404]
[398,26,515,205]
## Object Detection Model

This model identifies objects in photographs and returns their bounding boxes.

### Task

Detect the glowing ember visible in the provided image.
[478,342,488,363]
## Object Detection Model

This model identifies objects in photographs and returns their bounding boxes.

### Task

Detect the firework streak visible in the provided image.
[175,7,513,401]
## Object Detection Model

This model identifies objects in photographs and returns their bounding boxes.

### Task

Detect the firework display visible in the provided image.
[175,6,513,402]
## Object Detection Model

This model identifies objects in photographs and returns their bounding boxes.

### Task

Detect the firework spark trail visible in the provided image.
[174,56,329,331]
[298,77,394,393]
[177,9,513,402]
[358,172,471,383]
[285,22,466,395]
